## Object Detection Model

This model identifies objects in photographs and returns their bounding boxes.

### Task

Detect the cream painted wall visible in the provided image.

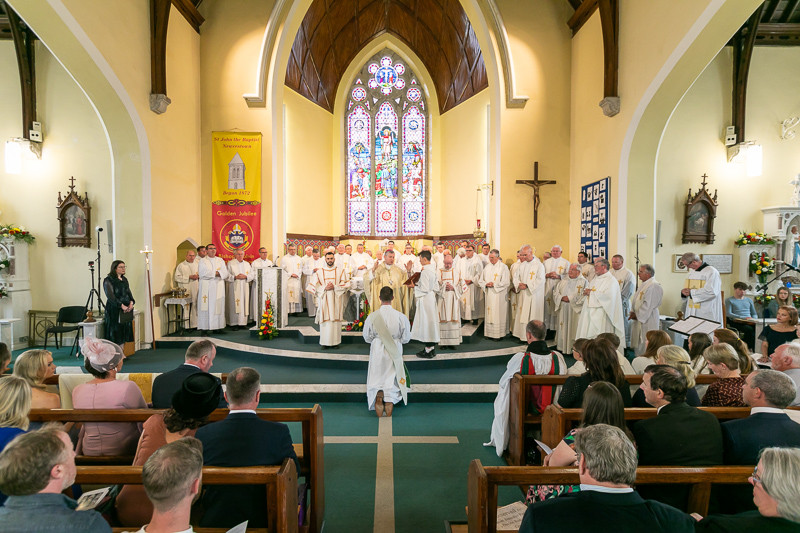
[0,41,113,313]
[497,0,572,259]
[655,47,800,314]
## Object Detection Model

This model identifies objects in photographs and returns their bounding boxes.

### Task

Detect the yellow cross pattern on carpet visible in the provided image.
[324,417,459,532]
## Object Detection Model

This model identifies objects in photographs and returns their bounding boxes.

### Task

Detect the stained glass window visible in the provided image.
[345,50,428,236]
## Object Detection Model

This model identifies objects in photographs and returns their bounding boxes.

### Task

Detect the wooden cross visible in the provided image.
[515,161,557,228]
[700,173,709,189]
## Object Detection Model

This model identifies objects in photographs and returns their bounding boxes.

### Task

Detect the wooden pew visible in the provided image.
[467,459,752,533]
[505,373,723,466]
[74,461,297,533]
[31,406,324,533]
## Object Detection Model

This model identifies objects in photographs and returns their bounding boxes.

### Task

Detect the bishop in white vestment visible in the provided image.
[457,246,485,322]
[197,244,229,332]
[250,247,273,322]
[411,252,441,357]
[543,246,570,331]
[280,244,304,314]
[310,252,350,347]
[436,255,463,346]
[174,249,199,328]
[511,246,546,342]
[478,250,511,339]
[630,264,664,355]
[553,264,586,354]
[611,255,636,348]
[226,250,254,327]
[575,258,625,341]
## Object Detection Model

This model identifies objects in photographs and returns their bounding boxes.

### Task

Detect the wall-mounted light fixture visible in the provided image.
[728,141,762,177]
[4,137,41,174]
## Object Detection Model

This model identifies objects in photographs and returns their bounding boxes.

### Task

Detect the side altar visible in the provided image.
[0,238,31,344]
[256,266,289,328]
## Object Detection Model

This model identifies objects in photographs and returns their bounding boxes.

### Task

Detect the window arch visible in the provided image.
[346,50,428,236]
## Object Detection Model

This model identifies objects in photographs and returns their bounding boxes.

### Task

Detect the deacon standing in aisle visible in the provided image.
[575,257,625,341]
[364,250,411,317]
[457,244,485,324]
[553,263,586,354]
[611,254,636,349]
[197,244,229,334]
[174,249,200,329]
[543,245,570,334]
[226,249,254,329]
[280,244,304,315]
[630,264,663,355]
[479,249,511,339]
[411,250,440,358]
[310,251,350,348]
[437,254,464,347]
[511,245,546,342]
[249,247,273,323]
[364,286,412,417]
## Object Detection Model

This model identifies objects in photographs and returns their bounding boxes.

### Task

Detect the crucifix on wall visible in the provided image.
[516,161,557,228]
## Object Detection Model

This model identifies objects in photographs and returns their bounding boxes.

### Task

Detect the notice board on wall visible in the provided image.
[580,177,609,260]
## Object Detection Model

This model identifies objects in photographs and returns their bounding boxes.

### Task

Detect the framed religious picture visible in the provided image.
[673,254,689,273]
[56,177,92,248]
[682,174,718,244]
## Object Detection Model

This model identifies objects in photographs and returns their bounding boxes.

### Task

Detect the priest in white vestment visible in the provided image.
[350,243,373,279]
[411,250,440,358]
[553,264,586,354]
[478,249,511,339]
[611,254,636,348]
[511,245,546,342]
[174,249,199,329]
[280,244,303,314]
[680,252,723,324]
[508,251,522,333]
[364,286,412,416]
[310,251,350,347]
[302,249,323,317]
[333,243,353,273]
[250,247,274,323]
[437,254,463,347]
[300,246,314,311]
[432,242,446,271]
[197,243,229,333]
[226,249,254,328]
[575,257,625,341]
[543,245,570,331]
[478,244,491,266]
[630,264,664,355]
[457,245,485,323]
[399,243,421,273]
[577,251,595,282]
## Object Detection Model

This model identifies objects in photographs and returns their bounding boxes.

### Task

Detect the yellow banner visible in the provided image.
[211,132,261,201]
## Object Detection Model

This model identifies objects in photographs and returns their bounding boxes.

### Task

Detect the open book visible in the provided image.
[403,272,421,286]
[667,316,720,336]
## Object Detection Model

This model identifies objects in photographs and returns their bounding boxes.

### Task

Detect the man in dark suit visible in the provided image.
[719,369,800,512]
[632,365,723,510]
[195,366,298,528]
[520,424,694,533]
[152,339,224,408]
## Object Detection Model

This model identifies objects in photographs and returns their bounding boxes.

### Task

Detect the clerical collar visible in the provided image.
[696,262,709,271]
[526,340,551,355]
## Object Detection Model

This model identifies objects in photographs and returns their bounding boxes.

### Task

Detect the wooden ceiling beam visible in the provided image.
[762,0,780,23]
[566,0,582,11]
[567,0,598,35]
[5,2,36,139]
[732,4,765,143]
[0,15,11,40]
[780,0,799,23]
[598,0,619,116]
[150,0,172,113]
[171,0,204,33]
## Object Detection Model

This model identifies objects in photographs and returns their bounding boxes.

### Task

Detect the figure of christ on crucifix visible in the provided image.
[516,161,557,228]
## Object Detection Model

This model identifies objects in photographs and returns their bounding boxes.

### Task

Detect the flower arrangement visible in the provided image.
[735,231,775,246]
[750,251,775,280]
[259,293,278,340]
[0,286,7,299]
[343,297,370,332]
[0,224,35,244]
[754,293,775,306]
[793,294,800,309]
[0,259,9,273]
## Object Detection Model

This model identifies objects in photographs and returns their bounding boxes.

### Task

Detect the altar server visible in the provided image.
[411,250,440,358]
[479,249,511,339]
[310,251,350,348]
[680,252,723,325]
[511,245,546,342]
[174,249,199,328]
[364,286,412,417]
[437,254,463,347]
[280,244,303,314]
[543,245,570,332]
[364,250,411,317]
[457,244,485,323]
[250,247,273,323]
[630,264,664,355]
[226,249,254,329]
[575,257,625,341]
[197,244,229,334]
[553,264,587,354]
[611,254,636,348]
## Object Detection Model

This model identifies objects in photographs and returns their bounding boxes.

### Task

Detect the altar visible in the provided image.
[256,266,289,328]
[0,238,31,345]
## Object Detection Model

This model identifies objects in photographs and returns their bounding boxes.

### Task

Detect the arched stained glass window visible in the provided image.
[346,50,428,236]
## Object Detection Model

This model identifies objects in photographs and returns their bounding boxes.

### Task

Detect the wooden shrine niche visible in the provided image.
[56,176,91,248]
[682,174,718,245]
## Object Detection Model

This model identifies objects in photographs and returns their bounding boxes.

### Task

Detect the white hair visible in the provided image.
[551,245,562,251]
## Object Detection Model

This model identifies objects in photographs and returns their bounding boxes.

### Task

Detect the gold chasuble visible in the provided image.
[364,264,412,318]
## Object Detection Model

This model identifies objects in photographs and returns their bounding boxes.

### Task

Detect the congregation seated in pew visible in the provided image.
[632,345,701,407]
[702,344,747,407]
[558,338,632,408]
[13,348,61,409]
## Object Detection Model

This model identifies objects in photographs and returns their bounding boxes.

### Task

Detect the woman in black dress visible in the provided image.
[103,260,135,345]
[758,305,799,363]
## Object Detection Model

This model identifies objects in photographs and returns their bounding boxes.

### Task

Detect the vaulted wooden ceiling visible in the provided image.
[284,0,488,114]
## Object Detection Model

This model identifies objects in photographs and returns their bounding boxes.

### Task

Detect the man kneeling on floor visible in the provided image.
[364,286,412,417]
